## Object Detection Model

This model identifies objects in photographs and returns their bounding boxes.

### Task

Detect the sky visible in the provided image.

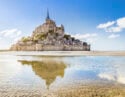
[0,0,125,51]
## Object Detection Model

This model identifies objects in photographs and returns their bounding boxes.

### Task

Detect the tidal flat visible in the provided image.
[0,52,125,97]
[0,51,125,56]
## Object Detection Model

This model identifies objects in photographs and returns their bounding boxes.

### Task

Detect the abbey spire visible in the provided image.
[46,9,50,20]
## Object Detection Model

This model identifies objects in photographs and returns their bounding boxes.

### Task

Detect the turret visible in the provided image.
[61,24,65,32]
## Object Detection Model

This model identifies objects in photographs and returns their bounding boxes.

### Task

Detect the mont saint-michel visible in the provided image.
[10,11,90,51]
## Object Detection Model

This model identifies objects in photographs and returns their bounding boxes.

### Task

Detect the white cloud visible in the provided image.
[105,27,122,33]
[0,29,22,49]
[97,17,125,33]
[72,33,97,39]
[117,17,125,28]
[108,34,120,39]
[97,21,115,29]
[98,73,116,81]
[117,75,125,84]
[86,38,98,43]
[98,73,125,84]
[72,33,98,43]
[0,29,22,38]
[13,36,22,42]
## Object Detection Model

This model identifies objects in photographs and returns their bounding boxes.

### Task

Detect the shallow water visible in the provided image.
[0,54,125,96]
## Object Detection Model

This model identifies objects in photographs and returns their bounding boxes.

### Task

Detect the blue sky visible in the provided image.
[0,0,125,50]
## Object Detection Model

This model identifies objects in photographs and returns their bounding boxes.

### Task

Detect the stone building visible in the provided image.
[10,10,90,51]
[32,10,64,37]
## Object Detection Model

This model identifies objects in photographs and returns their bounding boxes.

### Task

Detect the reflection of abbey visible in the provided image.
[10,10,90,51]
[19,59,66,88]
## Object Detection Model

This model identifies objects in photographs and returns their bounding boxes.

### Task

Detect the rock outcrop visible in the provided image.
[10,11,90,51]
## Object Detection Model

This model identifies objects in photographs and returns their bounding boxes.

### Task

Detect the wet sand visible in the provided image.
[0,83,125,97]
[0,51,125,56]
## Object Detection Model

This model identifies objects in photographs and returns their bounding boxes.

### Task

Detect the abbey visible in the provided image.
[33,10,64,36]
[10,11,90,51]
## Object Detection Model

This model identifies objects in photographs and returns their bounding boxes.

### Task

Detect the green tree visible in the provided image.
[21,37,31,42]
[64,34,70,40]
[33,33,47,41]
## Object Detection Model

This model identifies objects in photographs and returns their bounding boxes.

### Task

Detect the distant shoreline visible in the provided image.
[0,51,125,56]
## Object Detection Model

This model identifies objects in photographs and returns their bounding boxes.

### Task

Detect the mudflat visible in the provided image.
[0,51,125,56]
[0,83,125,97]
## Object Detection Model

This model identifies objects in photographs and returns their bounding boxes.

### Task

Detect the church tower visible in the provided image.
[45,9,55,25]
[46,9,50,21]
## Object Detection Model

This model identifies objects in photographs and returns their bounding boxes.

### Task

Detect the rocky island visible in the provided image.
[10,11,90,51]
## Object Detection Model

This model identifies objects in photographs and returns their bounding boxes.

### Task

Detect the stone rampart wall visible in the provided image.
[10,44,90,51]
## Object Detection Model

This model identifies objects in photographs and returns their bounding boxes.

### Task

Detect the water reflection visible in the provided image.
[18,58,66,88]
[17,56,125,86]
[0,54,125,93]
